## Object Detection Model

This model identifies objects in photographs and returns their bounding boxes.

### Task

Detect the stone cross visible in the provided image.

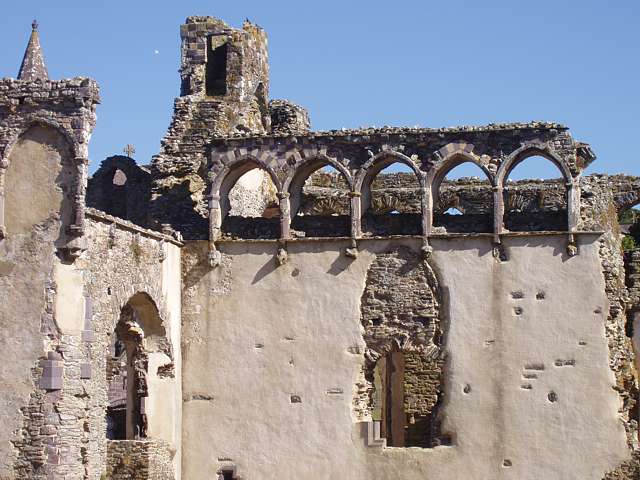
[123,144,136,157]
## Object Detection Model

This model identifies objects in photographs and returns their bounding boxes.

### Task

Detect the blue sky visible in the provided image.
[1,1,638,179]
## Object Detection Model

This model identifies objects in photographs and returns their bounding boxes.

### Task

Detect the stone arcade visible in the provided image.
[1,15,639,480]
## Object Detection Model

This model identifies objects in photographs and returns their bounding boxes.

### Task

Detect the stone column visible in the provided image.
[350,191,362,238]
[67,157,88,237]
[567,180,579,232]
[208,194,222,242]
[420,186,429,237]
[208,193,222,267]
[493,185,504,238]
[279,192,291,240]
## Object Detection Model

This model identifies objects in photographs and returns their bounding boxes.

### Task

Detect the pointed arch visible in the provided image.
[497,145,575,232]
[284,154,352,216]
[212,156,282,219]
[356,247,448,447]
[210,156,281,239]
[106,291,173,441]
[1,117,80,165]
[355,151,425,236]
[427,151,494,234]
[497,144,572,187]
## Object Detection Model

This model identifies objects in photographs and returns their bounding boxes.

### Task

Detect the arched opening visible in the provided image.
[289,161,351,238]
[433,160,493,233]
[356,248,449,448]
[3,124,74,245]
[361,160,422,236]
[220,163,279,239]
[502,155,568,232]
[106,293,169,440]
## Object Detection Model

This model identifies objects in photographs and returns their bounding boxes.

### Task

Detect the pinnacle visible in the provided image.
[17,19,49,81]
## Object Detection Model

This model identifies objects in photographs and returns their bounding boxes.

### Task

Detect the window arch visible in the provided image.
[2,124,75,245]
[285,157,352,238]
[357,248,449,447]
[431,157,494,233]
[216,159,281,240]
[106,293,171,440]
[357,153,424,237]
[501,154,568,232]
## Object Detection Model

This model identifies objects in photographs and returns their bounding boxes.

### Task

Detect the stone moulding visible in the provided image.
[205,125,590,265]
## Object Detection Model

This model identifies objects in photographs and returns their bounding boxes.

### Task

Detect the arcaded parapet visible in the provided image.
[151,17,271,238]
[87,155,151,226]
[269,99,310,135]
[207,123,595,251]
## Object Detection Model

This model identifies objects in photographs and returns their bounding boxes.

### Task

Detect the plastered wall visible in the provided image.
[181,234,630,480]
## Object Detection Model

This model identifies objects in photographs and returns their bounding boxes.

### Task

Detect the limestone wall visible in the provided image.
[105,440,174,480]
[181,235,630,479]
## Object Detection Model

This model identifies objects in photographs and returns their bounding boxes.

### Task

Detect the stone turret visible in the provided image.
[17,20,49,81]
[150,16,272,238]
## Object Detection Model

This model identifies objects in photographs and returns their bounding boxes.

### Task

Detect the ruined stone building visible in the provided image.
[1,15,640,480]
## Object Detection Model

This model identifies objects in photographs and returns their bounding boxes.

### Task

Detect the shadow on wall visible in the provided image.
[149,179,208,240]
[87,156,151,227]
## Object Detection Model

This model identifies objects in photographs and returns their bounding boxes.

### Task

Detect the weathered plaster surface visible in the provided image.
[181,235,629,479]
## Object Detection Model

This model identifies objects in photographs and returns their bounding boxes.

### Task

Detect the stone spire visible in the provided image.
[17,20,49,81]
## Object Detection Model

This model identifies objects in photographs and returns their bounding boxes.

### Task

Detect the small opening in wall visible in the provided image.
[220,468,235,480]
[206,39,228,96]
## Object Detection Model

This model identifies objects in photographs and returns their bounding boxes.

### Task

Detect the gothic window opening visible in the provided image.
[356,247,450,448]
[361,161,422,236]
[3,124,75,245]
[105,293,169,441]
[221,164,280,239]
[503,155,568,232]
[206,39,228,96]
[433,160,493,233]
[289,163,351,238]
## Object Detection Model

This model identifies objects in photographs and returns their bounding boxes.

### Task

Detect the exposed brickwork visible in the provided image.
[105,440,174,480]
[269,99,310,135]
[602,451,640,479]
[356,247,446,447]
